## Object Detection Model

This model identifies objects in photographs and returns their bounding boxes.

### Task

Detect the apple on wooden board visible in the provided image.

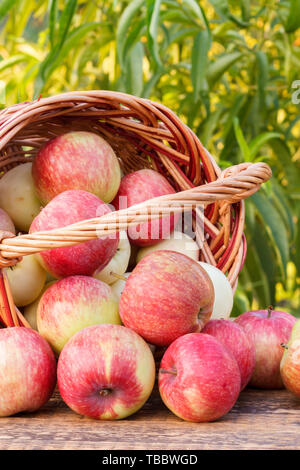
[32,131,121,204]
[235,307,296,389]
[0,327,56,417]
[0,162,41,232]
[30,189,119,279]
[0,208,15,234]
[37,275,121,355]
[57,324,156,420]
[119,250,214,346]
[94,231,131,285]
[112,169,179,246]
[158,333,241,422]
[202,319,256,390]
[5,254,47,307]
[23,281,56,331]
[280,320,300,397]
[136,231,199,263]
[198,262,233,320]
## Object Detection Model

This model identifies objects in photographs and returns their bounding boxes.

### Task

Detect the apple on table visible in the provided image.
[281,319,300,397]
[57,324,156,420]
[235,307,296,389]
[158,333,241,422]
[0,327,56,417]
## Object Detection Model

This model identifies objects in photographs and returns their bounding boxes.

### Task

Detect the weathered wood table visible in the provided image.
[0,387,299,450]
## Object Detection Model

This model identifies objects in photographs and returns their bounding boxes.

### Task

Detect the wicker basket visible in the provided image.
[0,91,272,328]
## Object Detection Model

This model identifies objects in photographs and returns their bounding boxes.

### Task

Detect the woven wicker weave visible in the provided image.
[0,91,272,328]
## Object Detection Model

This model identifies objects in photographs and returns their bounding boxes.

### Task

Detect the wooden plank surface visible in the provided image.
[1,386,300,450]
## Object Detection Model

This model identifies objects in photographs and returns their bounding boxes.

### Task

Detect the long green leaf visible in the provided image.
[57,0,77,50]
[250,191,290,279]
[191,30,211,102]
[146,0,162,69]
[206,52,242,86]
[285,0,300,32]
[249,132,282,160]
[0,0,18,21]
[233,116,251,161]
[49,0,58,49]
[116,0,144,68]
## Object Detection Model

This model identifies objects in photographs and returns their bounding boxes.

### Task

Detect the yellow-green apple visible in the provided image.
[0,208,15,234]
[0,162,41,231]
[198,262,233,319]
[94,231,131,285]
[5,255,46,307]
[110,272,130,302]
[158,333,241,422]
[0,327,56,417]
[136,231,199,263]
[112,169,179,246]
[202,319,256,390]
[32,131,121,204]
[30,189,118,278]
[119,251,214,346]
[280,320,300,397]
[235,308,296,389]
[24,281,56,330]
[37,275,121,354]
[57,324,155,420]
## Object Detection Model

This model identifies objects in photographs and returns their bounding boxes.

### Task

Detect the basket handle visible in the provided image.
[0,161,271,268]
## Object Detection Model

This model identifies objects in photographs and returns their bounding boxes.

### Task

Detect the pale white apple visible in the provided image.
[110,272,131,302]
[23,281,56,330]
[6,255,47,307]
[0,163,41,232]
[136,231,199,263]
[93,231,131,285]
[198,262,233,319]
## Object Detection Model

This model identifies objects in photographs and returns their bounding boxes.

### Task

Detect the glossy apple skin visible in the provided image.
[235,310,296,389]
[57,324,155,420]
[0,327,56,417]
[32,131,121,204]
[112,169,179,246]
[158,333,241,422]
[30,189,118,278]
[202,319,256,390]
[119,250,214,346]
[37,275,121,355]
[280,320,300,397]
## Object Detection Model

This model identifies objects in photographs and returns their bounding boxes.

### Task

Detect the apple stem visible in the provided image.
[99,388,112,397]
[267,305,273,318]
[159,368,177,376]
[111,272,128,282]
[281,343,289,350]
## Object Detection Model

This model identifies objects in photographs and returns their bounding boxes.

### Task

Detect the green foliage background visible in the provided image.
[0,0,299,315]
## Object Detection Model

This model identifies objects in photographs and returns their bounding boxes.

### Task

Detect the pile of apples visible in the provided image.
[0,131,299,422]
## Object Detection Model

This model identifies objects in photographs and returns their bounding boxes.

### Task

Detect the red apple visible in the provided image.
[0,327,56,417]
[158,333,241,422]
[235,308,296,389]
[32,131,121,204]
[202,319,256,390]
[119,250,214,346]
[0,208,15,234]
[112,169,179,246]
[57,324,156,420]
[37,275,121,355]
[280,320,300,397]
[30,189,118,278]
